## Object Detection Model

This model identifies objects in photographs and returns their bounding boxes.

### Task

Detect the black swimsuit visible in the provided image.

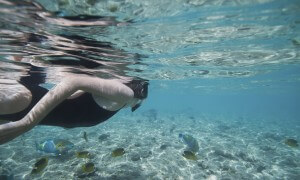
[0,65,118,128]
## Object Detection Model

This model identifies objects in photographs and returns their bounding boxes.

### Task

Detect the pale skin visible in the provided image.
[0,74,138,144]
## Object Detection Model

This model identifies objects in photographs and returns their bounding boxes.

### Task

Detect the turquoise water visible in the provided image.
[1,0,300,179]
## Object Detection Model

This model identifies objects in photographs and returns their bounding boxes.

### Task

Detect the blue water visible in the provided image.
[146,64,300,118]
[1,0,300,179]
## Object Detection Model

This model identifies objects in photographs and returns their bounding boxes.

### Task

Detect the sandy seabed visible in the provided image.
[0,109,299,180]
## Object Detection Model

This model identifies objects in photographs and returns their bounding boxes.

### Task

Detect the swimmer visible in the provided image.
[0,65,148,144]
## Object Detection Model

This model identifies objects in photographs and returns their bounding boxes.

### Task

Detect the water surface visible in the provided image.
[0,0,300,179]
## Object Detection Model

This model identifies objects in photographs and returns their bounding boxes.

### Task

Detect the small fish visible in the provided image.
[285,138,299,147]
[160,144,168,150]
[170,124,176,133]
[83,131,88,142]
[179,133,199,153]
[292,37,300,46]
[81,162,95,174]
[76,151,91,159]
[111,148,125,157]
[182,150,198,161]
[36,139,74,155]
[109,4,118,12]
[98,134,110,141]
[31,157,48,174]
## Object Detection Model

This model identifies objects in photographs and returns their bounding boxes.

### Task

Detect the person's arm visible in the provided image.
[0,75,134,144]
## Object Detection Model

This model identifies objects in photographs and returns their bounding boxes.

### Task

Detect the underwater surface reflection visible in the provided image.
[0,0,300,179]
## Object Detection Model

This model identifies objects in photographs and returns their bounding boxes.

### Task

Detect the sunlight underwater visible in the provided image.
[1,0,300,179]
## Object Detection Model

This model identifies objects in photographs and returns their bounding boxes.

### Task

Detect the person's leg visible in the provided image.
[0,65,48,120]
[0,74,134,144]
[0,80,32,115]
